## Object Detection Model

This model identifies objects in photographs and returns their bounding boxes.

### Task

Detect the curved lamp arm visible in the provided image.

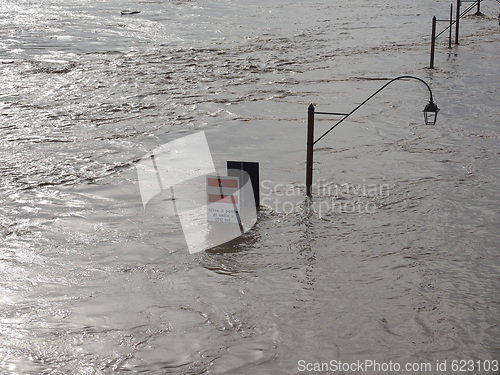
[313,75,438,145]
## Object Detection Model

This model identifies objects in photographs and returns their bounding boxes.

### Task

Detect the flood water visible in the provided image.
[0,0,499,374]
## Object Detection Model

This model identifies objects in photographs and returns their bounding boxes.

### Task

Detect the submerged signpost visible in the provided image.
[137,132,259,254]
[205,162,260,247]
[206,175,241,225]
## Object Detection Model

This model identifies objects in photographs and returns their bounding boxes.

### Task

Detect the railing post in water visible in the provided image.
[476,0,481,15]
[430,16,437,69]
[306,104,315,197]
[455,0,461,44]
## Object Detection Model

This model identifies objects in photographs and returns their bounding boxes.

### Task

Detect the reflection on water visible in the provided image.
[1,0,499,373]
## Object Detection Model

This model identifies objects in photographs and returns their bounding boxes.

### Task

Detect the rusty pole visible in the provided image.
[430,16,437,69]
[306,104,315,197]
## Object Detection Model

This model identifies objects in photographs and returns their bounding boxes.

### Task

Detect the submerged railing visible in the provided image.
[429,0,498,68]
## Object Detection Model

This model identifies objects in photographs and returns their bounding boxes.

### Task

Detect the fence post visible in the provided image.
[306,104,315,197]
[455,0,460,44]
[430,16,437,69]
[476,0,481,15]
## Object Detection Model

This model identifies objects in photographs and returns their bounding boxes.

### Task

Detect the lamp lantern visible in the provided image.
[423,100,440,125]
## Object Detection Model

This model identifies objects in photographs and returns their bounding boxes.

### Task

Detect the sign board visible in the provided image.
[206,176,240,224]
[227,161,260,209]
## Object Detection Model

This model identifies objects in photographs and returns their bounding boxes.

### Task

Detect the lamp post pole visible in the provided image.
[430,16,437,69]
[305,76,439,197]
[306,104,315,197]
[449,3,453,49]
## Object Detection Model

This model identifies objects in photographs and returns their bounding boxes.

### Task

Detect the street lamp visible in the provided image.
[423,100,440,125]
[306,75,439,197]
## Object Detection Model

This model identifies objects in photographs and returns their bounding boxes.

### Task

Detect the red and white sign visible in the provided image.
[206,176,240,224]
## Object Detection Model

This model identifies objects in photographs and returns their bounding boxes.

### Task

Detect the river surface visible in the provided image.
[0,0,499,374]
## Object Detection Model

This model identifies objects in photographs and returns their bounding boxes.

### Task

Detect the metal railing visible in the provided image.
[429,0,497,68]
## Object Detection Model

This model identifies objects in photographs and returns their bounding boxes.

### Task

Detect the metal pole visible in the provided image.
[449,3,453,48]
[476,0,481,15]
[455,0,460,44]
[305,76,438,196]
[314,75,436,146]
[430,16,437,69]
[306,104,315,197]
